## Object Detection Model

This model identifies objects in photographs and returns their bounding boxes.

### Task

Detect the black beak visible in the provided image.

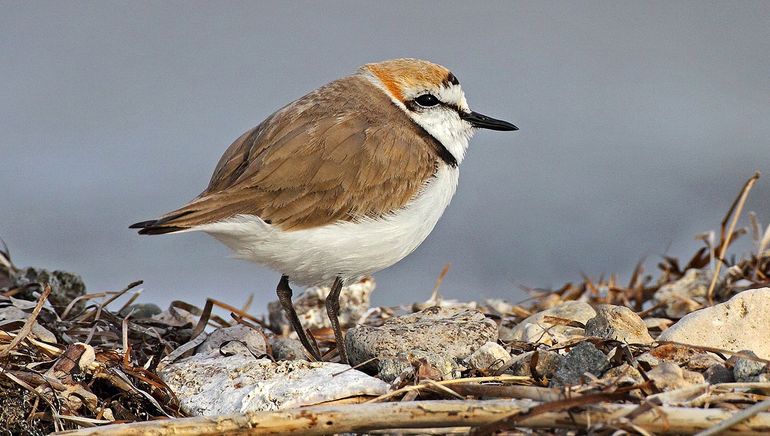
[460,111,518,131]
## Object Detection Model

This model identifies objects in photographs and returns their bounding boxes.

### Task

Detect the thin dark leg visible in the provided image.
[276,275,321,361]
[326,276,348,364]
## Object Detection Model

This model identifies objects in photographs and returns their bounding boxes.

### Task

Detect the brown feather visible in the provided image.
[140,75,446,232]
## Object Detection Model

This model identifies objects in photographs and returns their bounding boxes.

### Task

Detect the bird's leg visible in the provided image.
[276,275,321,361]
[326,276,348,364]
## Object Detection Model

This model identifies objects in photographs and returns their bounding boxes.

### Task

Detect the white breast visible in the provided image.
[194,164,459,287]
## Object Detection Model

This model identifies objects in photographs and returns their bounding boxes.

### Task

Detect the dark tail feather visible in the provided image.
[130,211,194,235]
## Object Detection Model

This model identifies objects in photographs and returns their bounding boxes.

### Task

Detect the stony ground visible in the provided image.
[1,197,770,434]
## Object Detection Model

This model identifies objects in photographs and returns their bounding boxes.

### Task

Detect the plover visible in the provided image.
[131,58,517,362]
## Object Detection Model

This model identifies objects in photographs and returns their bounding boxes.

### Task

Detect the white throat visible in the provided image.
[361,72,475,165]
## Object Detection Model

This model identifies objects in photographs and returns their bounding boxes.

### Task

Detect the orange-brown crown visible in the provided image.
[359,58,458,102]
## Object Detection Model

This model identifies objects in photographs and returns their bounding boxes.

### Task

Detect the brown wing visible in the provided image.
[132,75,444,234]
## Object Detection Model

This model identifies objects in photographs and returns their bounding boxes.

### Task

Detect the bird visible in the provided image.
[130,58,517,363]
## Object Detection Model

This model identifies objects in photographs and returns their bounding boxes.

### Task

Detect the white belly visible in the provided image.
[194,164,459,287]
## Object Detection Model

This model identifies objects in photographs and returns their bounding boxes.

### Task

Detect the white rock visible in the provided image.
[160,354,389,416]
[508,301,596,345]
[654,269,709,318]
[465,342,512,372]
[658,287,770,359]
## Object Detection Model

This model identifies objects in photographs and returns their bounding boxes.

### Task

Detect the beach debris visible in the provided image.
[653,268,710,318]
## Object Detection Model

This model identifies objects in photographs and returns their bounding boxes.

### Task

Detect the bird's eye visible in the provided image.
[415,94,440,107]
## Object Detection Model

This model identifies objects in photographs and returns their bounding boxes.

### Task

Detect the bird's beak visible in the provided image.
[460,111,518,131]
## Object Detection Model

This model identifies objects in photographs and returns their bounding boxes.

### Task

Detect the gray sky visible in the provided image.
[2,1,769,312]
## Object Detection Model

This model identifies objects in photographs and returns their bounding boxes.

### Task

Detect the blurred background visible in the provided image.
[2,1,769,311]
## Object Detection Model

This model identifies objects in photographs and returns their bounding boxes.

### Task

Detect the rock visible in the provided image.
[151,306,198,327]
[643,317,673,332]
[268,277,374,334]
[465,342,512,373]
[653,269,709,318]
[160,354,389,415]
[0,306,57,343]
[657,287,770,359]
[684,353,724,371]
[498,325,517,342]
[11,267,86,314]
[119,303,162,318]
[345,306,497,373]
[704,364,734,384]
[507,350,562,380]
[550,342,610,387]
[601,363,645,386]
[508,301,596,346]
[196,325,268,358]
[269,337,308,361]
[647,362,704,391]
[378,350,462,382]
[730,351,767,382]
[585,305,653,344]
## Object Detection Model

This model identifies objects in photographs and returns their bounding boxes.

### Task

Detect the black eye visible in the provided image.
[415,94,440,107]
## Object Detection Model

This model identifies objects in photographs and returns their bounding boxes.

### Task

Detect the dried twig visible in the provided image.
[0,284,52,357]
[707,172,760,304]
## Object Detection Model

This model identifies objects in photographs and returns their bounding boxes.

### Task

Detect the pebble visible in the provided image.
[550,342,610,387]
[508,301,596,346]
[658,287,770,359]
[269,337,308,361]
[704,364,734,384]
[464,342,512,373]
[585,304,653,344]
[647,362,704,391]
[345,306,497,372]
[196,324,268,358]
[730,351,768,382]
[507,350,562,380]
[653,269,709,318]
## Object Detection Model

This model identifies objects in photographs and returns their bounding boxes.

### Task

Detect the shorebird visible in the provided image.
[130,58,517,362]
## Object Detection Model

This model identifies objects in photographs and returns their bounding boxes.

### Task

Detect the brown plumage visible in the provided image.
[133,74,450,234]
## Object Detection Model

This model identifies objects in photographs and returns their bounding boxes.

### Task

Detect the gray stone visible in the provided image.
[658,287,770,359]
[196,325,268,358]
[269,337,308,361]
[585,304,653,344]
[268,277,374,334]
[507,350,563,381]
[160,354,389,415]
[550,342,610,387]
[653,269,709,318]
[508,301,597,346]
[731,351,768,382]
[346,306,497,375]
[11,267,86,314]
[704,364,734,384]
[464,342,512,373]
